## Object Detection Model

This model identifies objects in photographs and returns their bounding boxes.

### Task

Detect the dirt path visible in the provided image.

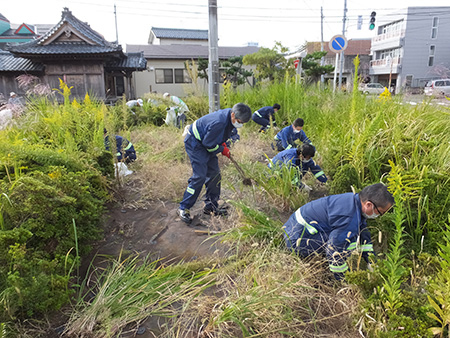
[90,199,229,265]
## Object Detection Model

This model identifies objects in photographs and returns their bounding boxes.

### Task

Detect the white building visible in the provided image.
[370,6,450,93]
[128,27,258,97]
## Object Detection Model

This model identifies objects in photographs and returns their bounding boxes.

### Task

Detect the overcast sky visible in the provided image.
[2,0,450,51]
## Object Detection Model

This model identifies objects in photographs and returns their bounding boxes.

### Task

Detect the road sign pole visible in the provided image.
[333,52,339,93]
[329,34,348,93]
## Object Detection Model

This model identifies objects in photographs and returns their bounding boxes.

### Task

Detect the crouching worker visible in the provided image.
[274,118,313,152]
[283,183,394,280]
[252,103,280,133]
[104,128,137,164]
[269,144,327,190]
[177,103,252,224]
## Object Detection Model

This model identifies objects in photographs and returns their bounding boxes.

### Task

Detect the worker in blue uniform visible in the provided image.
[177,103,252,224]
[252,104,280,132]
[269,144,327,189]
[225,127,240,148]
[274,118,313,152]
[104,129,137,163]
[283,183,394,280]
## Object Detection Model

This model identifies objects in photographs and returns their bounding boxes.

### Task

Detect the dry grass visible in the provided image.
[166,248,361,338]
[122,125,190,205]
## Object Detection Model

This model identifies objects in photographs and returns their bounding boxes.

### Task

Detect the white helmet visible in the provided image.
[137,99,143,106]
[163,92,170,98]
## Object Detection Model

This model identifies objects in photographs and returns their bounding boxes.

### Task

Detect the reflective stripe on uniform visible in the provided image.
[361,244,374,252]
[192,121,201,141]
[314,171,325,178]
[286,144,292,150]
[186,187,195,195]
[124,142,133,151]
[329,262,349,273]
[347,242,357,251]
[294,209,318,235]
[254,111,262,118]
[116,152,121,156]
[207,145,219,152]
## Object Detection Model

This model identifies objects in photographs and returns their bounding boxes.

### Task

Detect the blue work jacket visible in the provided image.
[189,108,235,155]
[105,135,136,161]
[255,106,275,119]
[269,148,327,183]
[287,193,374,279]
[275,125,312,150]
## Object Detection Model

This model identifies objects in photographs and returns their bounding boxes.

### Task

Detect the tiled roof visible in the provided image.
[0,51,44,71]
[151,27,208,40]
[35,24,53,36]
[9,42,121,55]
[8,8,122,56]
[306,39,371,56]
[106,52,147,70]
[127,44,260,60]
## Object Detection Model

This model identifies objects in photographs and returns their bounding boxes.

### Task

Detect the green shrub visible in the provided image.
[329,163,360,194]
[0,167,105,319]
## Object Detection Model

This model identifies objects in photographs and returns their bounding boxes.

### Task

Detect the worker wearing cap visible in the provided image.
[163,92,189,115]
[252,103,280,132]
[126,99,143,108]
[178,103,251,223]
[283,183,394,280]
[163,92,189,128]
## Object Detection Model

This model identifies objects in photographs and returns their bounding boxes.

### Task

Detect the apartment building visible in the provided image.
[370,7,450,93]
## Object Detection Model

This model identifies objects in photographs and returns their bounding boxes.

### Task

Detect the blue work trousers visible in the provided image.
[180,135,221,211]
[252,114,270,130]
[283,213,327,257]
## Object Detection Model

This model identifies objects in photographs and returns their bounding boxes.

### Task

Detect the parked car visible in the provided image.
[359,83,386,95]
[424,79,450,96]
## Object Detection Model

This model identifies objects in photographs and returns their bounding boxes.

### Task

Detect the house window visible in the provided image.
[428,45,435,67]
[431,17,438,39]
[174,69,192,83]
[155,69,174,83]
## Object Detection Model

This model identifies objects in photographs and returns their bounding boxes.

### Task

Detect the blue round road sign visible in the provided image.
[329,34,348,53]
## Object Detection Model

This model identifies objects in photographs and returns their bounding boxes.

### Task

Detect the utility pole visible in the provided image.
[338,0,347,89]
[208,0,220,113]
[320,6,324,85]
[114,4,119,44]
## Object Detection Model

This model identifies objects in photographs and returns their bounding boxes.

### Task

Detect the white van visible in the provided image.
[424,79,450,96]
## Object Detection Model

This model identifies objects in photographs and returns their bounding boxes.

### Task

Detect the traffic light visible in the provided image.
[369,11,376,30]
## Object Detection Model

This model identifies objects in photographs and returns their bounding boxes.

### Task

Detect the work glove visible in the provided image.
[221,143,231,158]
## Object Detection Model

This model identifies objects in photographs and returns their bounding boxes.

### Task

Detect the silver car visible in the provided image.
[424,79,450,96]
[360,83,386,95]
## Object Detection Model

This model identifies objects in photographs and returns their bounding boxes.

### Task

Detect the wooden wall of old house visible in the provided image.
[0,73,29,100]
[44,61,106,100]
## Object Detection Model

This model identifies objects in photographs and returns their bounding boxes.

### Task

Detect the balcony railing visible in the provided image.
[370,56,401,67]
[373,29,405,43]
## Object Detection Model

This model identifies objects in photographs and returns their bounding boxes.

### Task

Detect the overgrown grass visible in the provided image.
[2,75,450,337]
[64,254,215,337]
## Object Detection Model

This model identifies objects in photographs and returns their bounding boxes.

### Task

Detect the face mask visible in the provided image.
[302,159,310,163]
[363,212,379,219]
[362,205,380,219]
[233,121,243,128]
[293,129,301,134]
